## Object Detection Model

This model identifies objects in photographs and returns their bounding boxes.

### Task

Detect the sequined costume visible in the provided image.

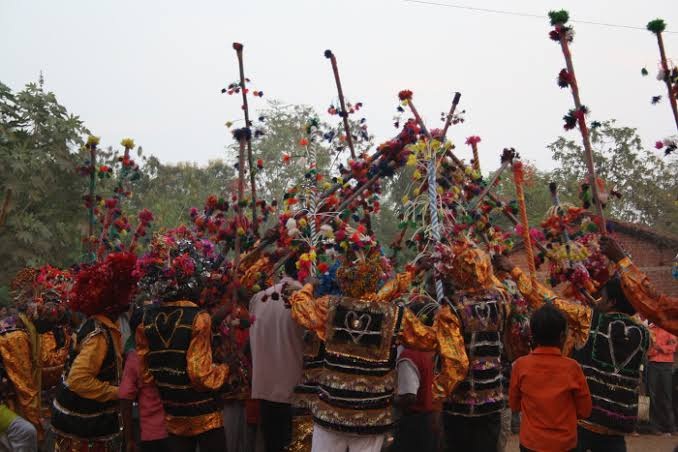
[508,266,650,435]
[51,315,123,452]
[290,272,468,435]
[616,257,678,336]
[0,315,41,437]
[137,300,230,437]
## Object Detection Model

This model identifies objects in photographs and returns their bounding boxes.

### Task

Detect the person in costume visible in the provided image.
[289,248,468,452]
[494,254,650,452]
[600,236,678,336]
[51,252,138,452]
[135,237,231,452]
[433,242,531,452]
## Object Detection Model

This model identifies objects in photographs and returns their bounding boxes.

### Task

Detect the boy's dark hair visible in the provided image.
[530,304,567,347]
[602,275,636,315]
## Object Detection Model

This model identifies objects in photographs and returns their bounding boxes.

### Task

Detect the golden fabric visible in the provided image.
[165,411,223,437]
[286,415,313,452]
[65,315,121,403]
[290,285,330,341]
[289,273,469,401]
[617,257,678,336]
[40,330,71,390]
[137,300,229,436]
[0,330,41,435]
[53,433,119,452]
[510,267,592,352]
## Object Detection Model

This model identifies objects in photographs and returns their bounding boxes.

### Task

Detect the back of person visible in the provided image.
[509,305,592,452]
[249,277,305,403]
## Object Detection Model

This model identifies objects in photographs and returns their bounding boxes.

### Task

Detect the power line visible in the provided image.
[403,0,678,34]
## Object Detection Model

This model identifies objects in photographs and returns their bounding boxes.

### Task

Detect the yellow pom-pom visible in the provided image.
[413,188,420,196]
[402,195,409,204]
[87,135,100,146]
[413,170,422,180]
[237,227,245,236]
[407,154,417,166]
[120,138,135,149]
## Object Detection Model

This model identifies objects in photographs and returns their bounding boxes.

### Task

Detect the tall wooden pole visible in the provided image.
[325,50,356,159]
[648,20,678,131]
[550,12,607,234]
[512,161,537,279]
[233,42,259,236]
[234,135,247,270]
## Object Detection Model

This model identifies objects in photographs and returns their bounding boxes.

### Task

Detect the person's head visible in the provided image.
[438,242,493,290]
[337,253,382,298]
[596,275,635,315]
[530,304,567,349]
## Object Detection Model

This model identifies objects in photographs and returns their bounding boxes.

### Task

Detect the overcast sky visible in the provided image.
[2,0,677,171]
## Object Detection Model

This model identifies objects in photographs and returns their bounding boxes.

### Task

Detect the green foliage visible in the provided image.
[647,19,667,34]
[548,10,570,26]
[0,79,90,284]
[547,120,678,233]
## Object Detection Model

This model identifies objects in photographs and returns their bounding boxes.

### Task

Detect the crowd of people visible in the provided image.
[0,228,675,452]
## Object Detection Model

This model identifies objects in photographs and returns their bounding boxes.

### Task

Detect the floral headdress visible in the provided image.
[71,252,138,317]
[433,240,493,290]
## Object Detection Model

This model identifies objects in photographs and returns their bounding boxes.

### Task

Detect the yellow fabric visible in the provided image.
[136,300,229,436]
[40,330,71,390]
[65,314,121,403]
[510,267,592,352]
[617,257,678,337]
[289,272,469,401]
[187,311,230,391]
[0,329,41,435]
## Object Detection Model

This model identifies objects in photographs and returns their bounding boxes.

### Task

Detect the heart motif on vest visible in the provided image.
[344,311,372,344]
[474,302,491,325]
[607,320,643,374]
[154,309,184,349]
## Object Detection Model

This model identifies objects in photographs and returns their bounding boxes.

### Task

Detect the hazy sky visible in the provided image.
[2,0,677,171]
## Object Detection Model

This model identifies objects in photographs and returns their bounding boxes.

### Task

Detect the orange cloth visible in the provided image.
[510,267,592,354]
[617,257,678,337]
[40,330,71,390]
[648,324,677,363]
[137,300,229,436]
[289,272,469,400]
[509,347,592,452]
[66,314,121,402]
[0,329,41,436]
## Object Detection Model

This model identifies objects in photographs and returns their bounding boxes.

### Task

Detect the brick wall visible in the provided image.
[510,229,678,297]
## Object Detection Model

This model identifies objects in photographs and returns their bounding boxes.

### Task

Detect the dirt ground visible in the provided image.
[506,433,677,451]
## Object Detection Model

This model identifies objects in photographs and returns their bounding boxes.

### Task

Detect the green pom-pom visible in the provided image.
[647,19,666,34]
[548,10,570,26]
[641,67,649,76]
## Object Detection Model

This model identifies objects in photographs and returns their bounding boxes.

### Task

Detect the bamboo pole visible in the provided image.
[512,161,537,279]
[233,42,260,236]
[325,50,356,159]
[552,16,607,234]
[234,135,247,270]
[650,24,678,131]
[471,142,481,172]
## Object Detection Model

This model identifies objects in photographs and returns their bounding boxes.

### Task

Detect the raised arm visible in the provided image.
[289,283,330,340]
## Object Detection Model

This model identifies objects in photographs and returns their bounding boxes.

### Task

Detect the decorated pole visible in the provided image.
[233,128,249,269]
[512,160,537,279]
[233,42,260,236]
[466,136,482,172]
[469,149,514,210]
[398,91,456,304]
[647,19,678,132]
[441,92,462,139]
[548,10,607,234]
[324,50,356,159]
[86,136,99,260]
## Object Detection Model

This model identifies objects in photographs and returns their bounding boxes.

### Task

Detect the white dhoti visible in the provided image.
[310,424,384,452]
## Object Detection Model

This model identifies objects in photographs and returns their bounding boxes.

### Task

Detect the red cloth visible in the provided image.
[398,349,434,413]
[648,324,678,363]
[509,347,592,452]
[119,349,167,441]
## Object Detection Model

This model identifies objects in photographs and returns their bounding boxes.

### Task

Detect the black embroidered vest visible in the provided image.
[313,296,404,434]
[444,288,506,416]
[293,331,324,412]
[142,304,222,419]
[575,311,649,434]
[51,318,120,440]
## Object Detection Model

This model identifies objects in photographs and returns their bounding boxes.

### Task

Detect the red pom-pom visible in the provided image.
[398,90,413,101]
[465,136,481,146]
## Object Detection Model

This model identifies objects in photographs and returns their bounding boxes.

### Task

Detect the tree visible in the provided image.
[0,79,89,284]
[548,120,678,233]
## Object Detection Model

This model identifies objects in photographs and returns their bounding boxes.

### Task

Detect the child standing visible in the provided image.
[509,305,592,452]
